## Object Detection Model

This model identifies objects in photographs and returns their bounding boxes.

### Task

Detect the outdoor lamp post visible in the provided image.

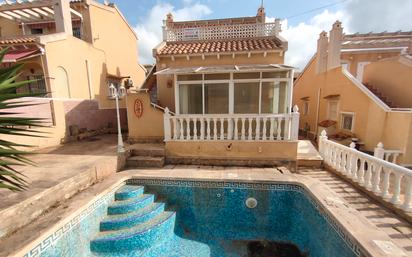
[109,83,126,153]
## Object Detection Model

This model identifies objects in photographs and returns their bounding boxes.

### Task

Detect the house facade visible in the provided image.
[127,7,300,166]
[0,0,145,147]
[293,21,412,167]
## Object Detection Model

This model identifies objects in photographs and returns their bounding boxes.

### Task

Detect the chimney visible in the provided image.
[256,6,266,23]
[53,0,72,35]
[166,13,174,27]
[316,31,328,74]
[327,21,343,70]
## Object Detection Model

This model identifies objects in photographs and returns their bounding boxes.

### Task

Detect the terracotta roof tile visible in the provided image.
[158,38,281,55]
[0,37,37,45]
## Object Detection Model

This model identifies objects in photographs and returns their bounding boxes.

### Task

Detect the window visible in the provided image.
[341,112,355,131]
[204,83,229,114]
[327,100,339,121]
[30,28,43,35]
[260,81,287,114]
[234,82,259,114]
[303,101,309,116]
[73,27,81,39]
[179,84,202,114]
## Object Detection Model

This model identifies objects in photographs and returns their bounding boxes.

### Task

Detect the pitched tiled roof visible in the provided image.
[0,37,37,45]
[158,38,282,55]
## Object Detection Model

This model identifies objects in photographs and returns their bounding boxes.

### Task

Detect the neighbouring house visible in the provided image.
[293,21,412,167]
[127,6,300,167]
[0,0,145,147]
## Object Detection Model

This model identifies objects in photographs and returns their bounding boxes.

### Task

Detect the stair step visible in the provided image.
[100,202,165,231]
[115,185,144,201]
[129,144,165,157]
[108,194,154,215]
[91,211,176,252]
[127,156,165,168]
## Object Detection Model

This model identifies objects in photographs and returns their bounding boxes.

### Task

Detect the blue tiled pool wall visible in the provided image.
[23,187,118,257]
[127,179,361,257]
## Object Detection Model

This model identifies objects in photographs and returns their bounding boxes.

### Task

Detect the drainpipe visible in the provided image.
[315,87,321,139]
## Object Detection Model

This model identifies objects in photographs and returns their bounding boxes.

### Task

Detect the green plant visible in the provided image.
[0,48,46,191]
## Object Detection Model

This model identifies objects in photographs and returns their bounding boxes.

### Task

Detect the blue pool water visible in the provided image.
[35,179,361,257]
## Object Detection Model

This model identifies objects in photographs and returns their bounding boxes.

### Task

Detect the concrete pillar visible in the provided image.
[408,40,412,55]
[54,0,72,35]
[316,31,328,74]
[327,21,343,71]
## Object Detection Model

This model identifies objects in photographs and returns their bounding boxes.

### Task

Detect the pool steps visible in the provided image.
[90,185,176,253]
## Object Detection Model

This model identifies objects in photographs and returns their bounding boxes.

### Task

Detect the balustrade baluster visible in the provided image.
[269,118,275,140]
[248,117,253,140]
[200,118,205,140]
[193,118,198,140]
[381,169,391,199]
[220,118,225,140]
[262,117,267,141]
[179,118,184,140]
[372,165,382,194]
[352,157,359,181]
[213,118,218,140]
[186,118,191,140]
[401,177,412,212]
[390,172,403,204]
[206,118,211,140]
[241,118,246,140]
[233,118,238,140]
[172,118,178,140]
[364,161,373,190]
[255,117,261,140]
[358,159,366,185]
[227,118,233,140]
[276,118,282,140]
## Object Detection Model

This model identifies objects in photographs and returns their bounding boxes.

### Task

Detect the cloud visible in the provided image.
[277,0,412,70]
[134,2,212,64]
[277,10,349,70]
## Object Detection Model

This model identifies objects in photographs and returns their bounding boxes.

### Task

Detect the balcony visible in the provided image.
[163,22,281,42]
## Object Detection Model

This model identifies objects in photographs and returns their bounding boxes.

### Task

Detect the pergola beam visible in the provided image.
[69,7,82,19]
[0,0,53,12]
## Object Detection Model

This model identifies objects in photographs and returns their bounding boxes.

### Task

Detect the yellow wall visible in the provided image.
[363,57,412,108]
[166,141,298,160]
[126,92,164,142]
[0,17,22,37]
[294,57,412,164]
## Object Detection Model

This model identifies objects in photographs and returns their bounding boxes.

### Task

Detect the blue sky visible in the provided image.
[106,0,412,68]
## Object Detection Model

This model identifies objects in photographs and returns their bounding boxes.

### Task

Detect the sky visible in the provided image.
[106,0,412,70]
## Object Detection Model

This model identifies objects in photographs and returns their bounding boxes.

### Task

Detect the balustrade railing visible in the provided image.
[163,107,299,142]
[319,131,412,212]
[163,22,281,42]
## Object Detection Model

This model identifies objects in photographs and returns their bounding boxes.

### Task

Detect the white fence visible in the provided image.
[163,108,299,142]
[319,131,412,212]
[163,22,281,42]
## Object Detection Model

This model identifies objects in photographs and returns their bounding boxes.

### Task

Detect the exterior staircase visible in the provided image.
[126,144,165,168]
[90,185,176,254]
[364,83,399,108]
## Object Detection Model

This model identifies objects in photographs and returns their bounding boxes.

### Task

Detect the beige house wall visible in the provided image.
[126,92,164,142]
[156,52,284,112]
[294,57,412,164]
[0,17,22,37]
[166,141,298,160]
[363,57,412,108]
[341,52,400,78]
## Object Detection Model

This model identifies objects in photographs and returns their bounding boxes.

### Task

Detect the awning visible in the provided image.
[2,48,41,63]
[155,64,295,75]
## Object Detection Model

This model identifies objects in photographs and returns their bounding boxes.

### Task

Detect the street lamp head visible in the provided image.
[109,83,117,99]
[119,85,126,99]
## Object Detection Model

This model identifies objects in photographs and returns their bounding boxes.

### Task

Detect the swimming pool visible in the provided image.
[25,179,362,257]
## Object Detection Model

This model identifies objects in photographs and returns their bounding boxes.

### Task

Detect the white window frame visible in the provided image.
[340,111,355,132]
[327,100,339,121]
[175,71,292,115]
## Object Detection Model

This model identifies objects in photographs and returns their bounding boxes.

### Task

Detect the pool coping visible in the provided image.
[12,170,408,257]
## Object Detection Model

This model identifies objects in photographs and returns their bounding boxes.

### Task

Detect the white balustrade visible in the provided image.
[319,130,412,212]
[164,22,280,42]
[163,111,299,143]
